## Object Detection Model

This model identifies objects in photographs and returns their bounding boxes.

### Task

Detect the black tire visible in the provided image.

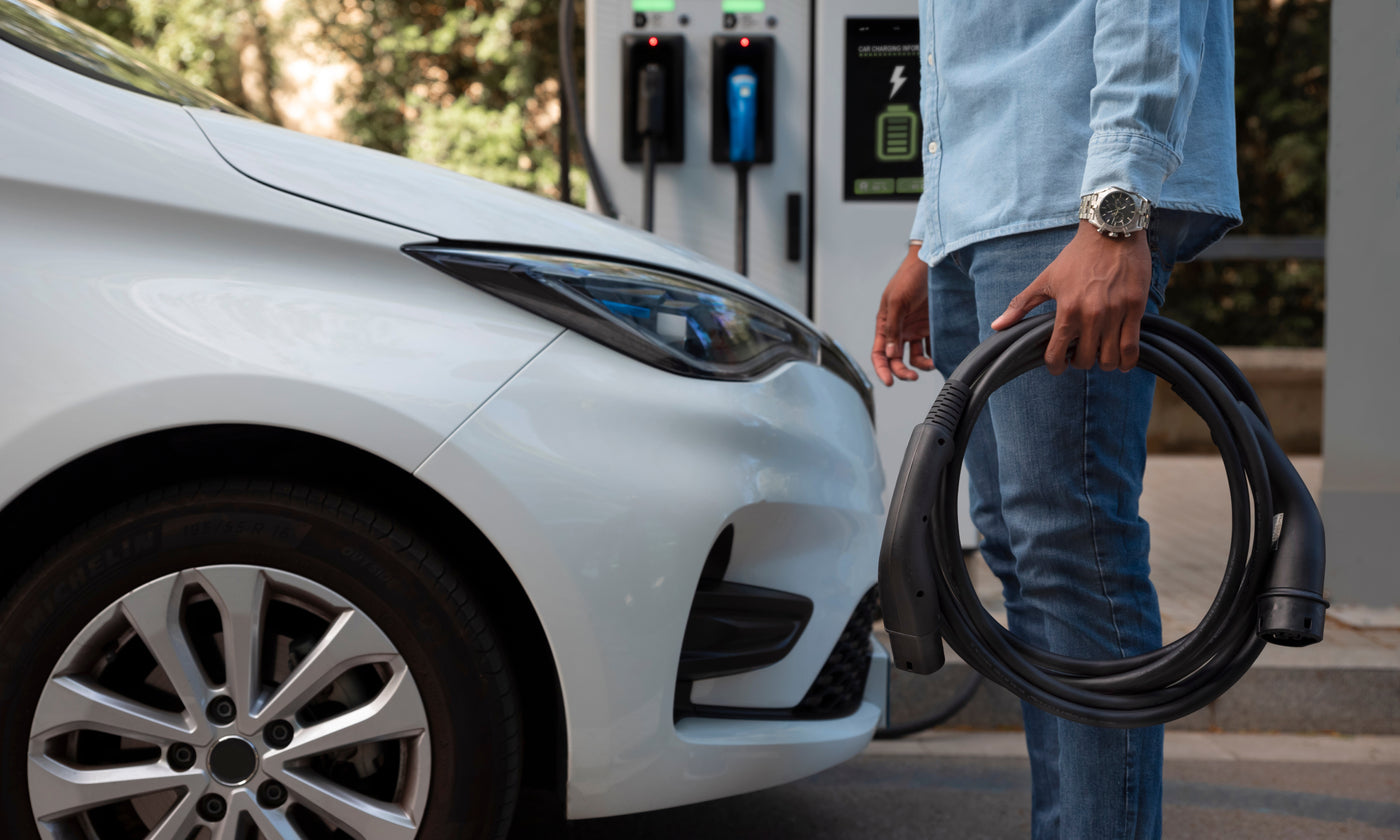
[0,479,521,839]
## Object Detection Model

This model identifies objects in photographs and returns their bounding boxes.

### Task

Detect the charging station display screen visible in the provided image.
[844,19,922,202]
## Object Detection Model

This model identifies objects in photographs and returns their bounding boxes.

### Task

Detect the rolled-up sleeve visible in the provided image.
[1079,0,1211,206]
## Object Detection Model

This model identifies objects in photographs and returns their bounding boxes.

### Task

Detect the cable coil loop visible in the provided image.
[878,313,1327,728]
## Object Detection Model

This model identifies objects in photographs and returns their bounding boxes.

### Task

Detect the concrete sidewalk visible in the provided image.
[885,454,1400,735]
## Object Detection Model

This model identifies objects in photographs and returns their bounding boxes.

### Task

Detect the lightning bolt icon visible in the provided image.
[889,65,908,100]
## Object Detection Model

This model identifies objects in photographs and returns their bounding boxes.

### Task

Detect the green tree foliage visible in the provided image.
[48,0,138,43]
[51,0,581,198]
[296,0,581,199]
[52,0,280,120]
[1161,0,1329,347]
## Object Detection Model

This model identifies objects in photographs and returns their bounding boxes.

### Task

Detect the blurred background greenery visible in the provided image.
[48,0,1329,347]
[1168,0,1328,348]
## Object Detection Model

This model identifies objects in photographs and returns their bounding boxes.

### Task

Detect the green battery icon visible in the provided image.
[876,103,920,162]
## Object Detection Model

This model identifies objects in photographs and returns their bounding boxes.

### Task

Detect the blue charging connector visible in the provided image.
[727,66,758,165]
[727,65,757,273]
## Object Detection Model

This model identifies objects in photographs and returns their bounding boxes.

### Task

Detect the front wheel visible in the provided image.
[0,480,520,839]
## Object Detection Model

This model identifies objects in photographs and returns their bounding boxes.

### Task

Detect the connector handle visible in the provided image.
[638,63,666,137]
[879,381,970,675]
[727,66,757,164]
[1246,409,1329,646]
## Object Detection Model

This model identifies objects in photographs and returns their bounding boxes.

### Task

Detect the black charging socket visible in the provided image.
[621,35,685,163]
[710,35,774,164]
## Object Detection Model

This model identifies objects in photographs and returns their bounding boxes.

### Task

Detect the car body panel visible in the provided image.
[186,109,812,324]
[0,40,563,507]
[416,330,883,818]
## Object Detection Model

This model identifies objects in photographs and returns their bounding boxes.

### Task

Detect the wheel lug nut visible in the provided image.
[258,779,289,808]
[167,742,196,772]
[264,719,294,749]
[206,696,236,725]
[196,793,227,821]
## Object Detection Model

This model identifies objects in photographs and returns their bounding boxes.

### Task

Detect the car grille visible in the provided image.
[792,586,878,719]
[675,585,878,721]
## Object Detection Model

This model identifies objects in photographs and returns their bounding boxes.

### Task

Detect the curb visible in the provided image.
[887,660,1400,736]
[865,730,1400,764]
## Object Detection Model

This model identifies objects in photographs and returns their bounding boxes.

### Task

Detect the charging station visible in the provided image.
[585,0,974,538]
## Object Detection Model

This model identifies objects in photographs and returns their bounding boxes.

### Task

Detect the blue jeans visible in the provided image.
[927,223,1178,840]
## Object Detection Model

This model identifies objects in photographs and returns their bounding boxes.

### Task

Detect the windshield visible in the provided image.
[0,0,250,115]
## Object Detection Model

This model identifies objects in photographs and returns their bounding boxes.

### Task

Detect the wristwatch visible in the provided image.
[1078,186,1151,239]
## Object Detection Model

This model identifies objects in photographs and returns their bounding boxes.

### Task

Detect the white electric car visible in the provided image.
[0,1,886,837]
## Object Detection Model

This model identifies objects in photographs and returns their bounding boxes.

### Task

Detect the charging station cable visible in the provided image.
[727,66,757,275]
[637,63,666,232]
[879,313,1328,728]
[873,668,983,739]
[558,0,618,218]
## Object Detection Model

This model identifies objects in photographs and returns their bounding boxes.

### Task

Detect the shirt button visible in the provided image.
[927,52,934,66]
[928,141,939,154]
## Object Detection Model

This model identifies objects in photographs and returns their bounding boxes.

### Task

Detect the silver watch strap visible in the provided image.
[1078,194,1094,221]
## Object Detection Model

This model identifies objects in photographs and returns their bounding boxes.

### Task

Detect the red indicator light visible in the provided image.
[648,36,658,47]
[740,37,750,47]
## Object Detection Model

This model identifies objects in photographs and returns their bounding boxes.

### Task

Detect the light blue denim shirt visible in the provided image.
[909,0,1242,266]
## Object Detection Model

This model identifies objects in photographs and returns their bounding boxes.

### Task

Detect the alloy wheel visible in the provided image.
[27,564,431,839]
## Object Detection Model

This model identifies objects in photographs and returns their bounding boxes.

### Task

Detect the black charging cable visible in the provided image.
[873,668,983,739]
[879,313,1328,728]
[558,0,617,218]
[637,63,666,232]
[734,162,750,274]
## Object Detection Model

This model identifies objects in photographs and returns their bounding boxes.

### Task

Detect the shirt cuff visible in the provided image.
[1079,131,1183,207]
[909,185,933,243]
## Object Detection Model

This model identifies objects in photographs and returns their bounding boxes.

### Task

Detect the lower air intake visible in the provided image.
[792,586,878,719]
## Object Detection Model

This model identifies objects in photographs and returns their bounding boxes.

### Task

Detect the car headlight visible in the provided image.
[404,245,874,421]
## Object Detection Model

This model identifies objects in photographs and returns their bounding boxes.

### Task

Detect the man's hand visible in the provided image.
[872,243,935,386]
[990,221,1152,375]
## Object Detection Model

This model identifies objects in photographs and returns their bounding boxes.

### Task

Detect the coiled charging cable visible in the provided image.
[878,313,1328,728]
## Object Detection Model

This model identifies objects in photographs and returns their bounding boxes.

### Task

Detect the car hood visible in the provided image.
[187,110,806,322]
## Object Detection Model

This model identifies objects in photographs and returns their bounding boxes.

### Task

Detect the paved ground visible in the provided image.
[947,454,1400,657]
[967,454,1398,654]
[568,733,1400,839]
[1136,455,1399,651]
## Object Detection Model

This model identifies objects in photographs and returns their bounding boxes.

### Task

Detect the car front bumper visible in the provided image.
[417,329,885,818]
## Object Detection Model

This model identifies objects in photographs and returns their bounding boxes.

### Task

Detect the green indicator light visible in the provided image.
[722,0,766,13]
[632,0,675,11]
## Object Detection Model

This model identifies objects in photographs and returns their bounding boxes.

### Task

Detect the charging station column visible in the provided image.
[809,4,976,544]
[586,0,812,309]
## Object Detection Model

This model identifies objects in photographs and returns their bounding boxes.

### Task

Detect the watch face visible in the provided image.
[1099,190,1138,228]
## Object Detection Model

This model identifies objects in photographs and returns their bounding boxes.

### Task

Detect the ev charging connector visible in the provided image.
[712,35,773,275]
[727,66,757,274]
[621,34,685,232]
[710,35,774,165]
[727,67,758,165]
